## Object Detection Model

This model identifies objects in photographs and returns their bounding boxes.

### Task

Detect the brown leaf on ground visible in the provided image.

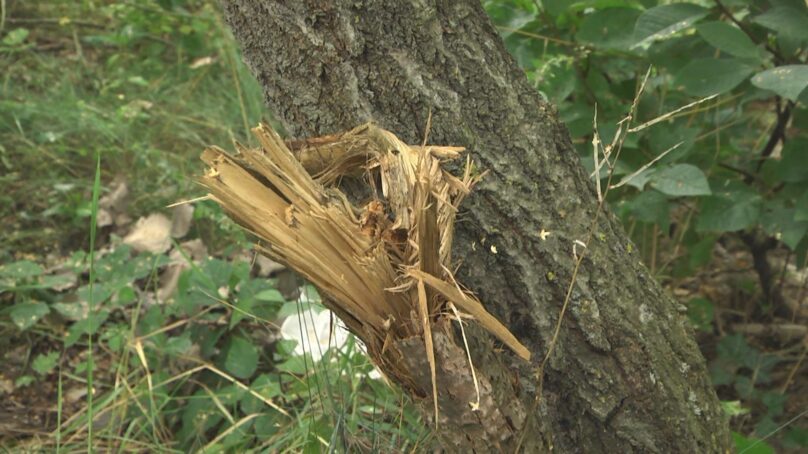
[170,204,194,239]
[254,254,285,276]
[96,180,130,228]
[123,213,172,254]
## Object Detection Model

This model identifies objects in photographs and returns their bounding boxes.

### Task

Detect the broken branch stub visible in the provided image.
[198,122,531,427]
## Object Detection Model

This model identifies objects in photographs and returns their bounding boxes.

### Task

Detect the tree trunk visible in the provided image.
[220,1,731,452]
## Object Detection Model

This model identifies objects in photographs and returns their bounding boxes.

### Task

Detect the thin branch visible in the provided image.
[495,26,577,47]
[754,100,793,173]
[717,162,760,183]
[628,94,718,133]
[6,17,106,28]
[611,141,682,190]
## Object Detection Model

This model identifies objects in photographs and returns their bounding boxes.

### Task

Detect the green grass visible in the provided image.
[0,0,265,258]
[86,150,101,451]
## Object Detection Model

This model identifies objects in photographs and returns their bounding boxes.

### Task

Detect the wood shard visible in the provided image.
[198,122,531,425]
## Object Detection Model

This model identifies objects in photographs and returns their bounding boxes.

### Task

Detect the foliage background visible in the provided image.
[1,0,806,452]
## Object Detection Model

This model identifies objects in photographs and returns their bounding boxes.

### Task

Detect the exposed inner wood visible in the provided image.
[199,122,531,439]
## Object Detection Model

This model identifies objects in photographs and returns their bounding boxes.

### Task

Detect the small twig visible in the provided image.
[754,100,792,173]
[610,141,682,190]
[792,254,808,323]
[421,108,433,148]
[448,302,481,411]
[628,94,718,133]
[5,17,106,28]
[731,323,807,340]
[166,194,212,208]
[777,249,792,297]
[780,338,807,393]
[739,407,808,453]
[717,163,759,183]
[740,232,788,314]
[495,26,577,46]
[591,106,603,202]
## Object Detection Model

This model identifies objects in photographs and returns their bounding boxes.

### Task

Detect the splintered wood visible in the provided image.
[199,123,530,426]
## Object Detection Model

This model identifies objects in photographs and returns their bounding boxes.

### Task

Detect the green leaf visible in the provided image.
[235,279,283,322]
[251,374,281,400]
[753,6,808,41]
[646,121,701,162]
[10,302,50,330]
[687,297,714,332]
[760,391,786,417]
[112,285,136,306]
[721,401,750,417]
[543,0,575,17]
[76,283,114,307]
[576,8,642,50]
[717,334,755,367]
[15,375,34,388]
[484,0,536,29]
[32,351,59,375]
[165,333,193,356]
[224,336,258,379]
[2,28,29,46]
[732,432,774,454]
[627,190,670,231]
[230,296,253,329]
[276,355,310,375]
[632,3,709,47]
[760,205,808,249]
[52,302,86,321]
[64,310,110,347]
[776,138,808,182]
[622,168,656,191]
[0,260,44,280]
[696,21,761,59]
[796,191,808,221]
[674,58,755,96]
[253,289,285,303]
[101,323,127,352]
[649,164,711,196]
[751,65,808,101]
[39,274,76,290]
[689,235,717,269]
[754,354,781,383]
[242,378,284,423]
[754,416,779,441]
[532,57,576,103]
[783,426,808,447]
[697,188,762,232]
[203,258,234,291]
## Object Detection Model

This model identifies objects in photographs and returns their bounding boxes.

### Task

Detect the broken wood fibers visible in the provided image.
[199,123,531,438]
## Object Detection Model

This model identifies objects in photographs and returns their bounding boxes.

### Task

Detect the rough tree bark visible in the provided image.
[220,1,731,452]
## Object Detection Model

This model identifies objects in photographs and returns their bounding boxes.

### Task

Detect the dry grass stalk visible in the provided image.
[199,122,530,425]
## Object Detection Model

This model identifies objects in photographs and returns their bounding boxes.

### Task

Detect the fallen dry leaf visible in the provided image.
[170,204,194,239]
[97,180,130,229]
[123,213,172,254]
[255,254,285,276]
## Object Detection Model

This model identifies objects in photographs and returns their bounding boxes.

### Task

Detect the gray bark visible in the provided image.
[220,1,731,452]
